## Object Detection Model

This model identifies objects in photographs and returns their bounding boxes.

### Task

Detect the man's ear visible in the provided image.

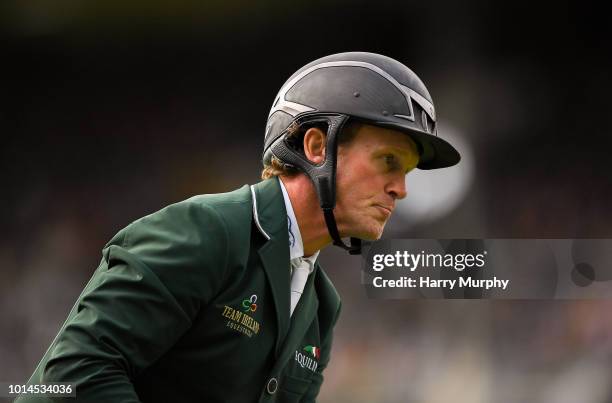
[303,127,326,164]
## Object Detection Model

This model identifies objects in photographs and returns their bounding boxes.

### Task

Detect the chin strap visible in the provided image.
[270,112,362,255]
[322,208,362,254]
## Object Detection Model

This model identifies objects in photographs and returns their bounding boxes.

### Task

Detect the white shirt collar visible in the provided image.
[278,178,319,269]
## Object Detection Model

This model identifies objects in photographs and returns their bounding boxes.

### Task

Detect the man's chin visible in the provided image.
[355,225,385,241]
[339,218,386,241]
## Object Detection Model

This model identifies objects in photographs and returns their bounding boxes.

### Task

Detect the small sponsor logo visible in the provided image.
[294,345,320,372]
[303,345,320,360]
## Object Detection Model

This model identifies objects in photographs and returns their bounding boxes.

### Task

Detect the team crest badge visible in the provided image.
[220,293,261,338]
[242,294,258,312]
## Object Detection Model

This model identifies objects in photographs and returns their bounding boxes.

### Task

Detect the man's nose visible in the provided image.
[386,176,407,200]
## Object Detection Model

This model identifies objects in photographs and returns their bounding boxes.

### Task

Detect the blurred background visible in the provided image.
[2,0,612,402]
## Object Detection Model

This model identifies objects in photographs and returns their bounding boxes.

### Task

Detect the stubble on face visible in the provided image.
[334,124,419,240]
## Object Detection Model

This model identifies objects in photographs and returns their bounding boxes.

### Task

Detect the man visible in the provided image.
[17,52,459,402]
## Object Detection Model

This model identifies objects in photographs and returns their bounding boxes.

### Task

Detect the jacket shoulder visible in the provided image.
[185,183,252,208]
[111,184,253,245]
[102,184,255,302]
[184,184,254,238]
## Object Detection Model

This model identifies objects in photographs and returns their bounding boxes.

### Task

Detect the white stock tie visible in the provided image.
[289,257,312,317]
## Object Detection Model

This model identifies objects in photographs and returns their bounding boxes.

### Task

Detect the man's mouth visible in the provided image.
[373,204,393,216]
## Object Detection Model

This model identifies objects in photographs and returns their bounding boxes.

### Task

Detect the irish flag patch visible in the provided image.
[303,345,320,360]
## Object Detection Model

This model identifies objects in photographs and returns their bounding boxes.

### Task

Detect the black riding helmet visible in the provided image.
[263,52,461,254]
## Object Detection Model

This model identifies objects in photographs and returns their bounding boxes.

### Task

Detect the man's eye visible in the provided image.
[384,155,395,164]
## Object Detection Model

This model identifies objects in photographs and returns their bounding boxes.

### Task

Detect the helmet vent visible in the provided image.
[421,110,429,133]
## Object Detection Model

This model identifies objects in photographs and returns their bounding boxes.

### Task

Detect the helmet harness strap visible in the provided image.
[322,208,362,255]
[270,113,362,255]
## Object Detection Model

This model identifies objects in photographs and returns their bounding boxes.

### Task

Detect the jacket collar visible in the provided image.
[250,177,286,242]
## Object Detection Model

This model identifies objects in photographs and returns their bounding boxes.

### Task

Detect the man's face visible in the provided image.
[334,123,420,240]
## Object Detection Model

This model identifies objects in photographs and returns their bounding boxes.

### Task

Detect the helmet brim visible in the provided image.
[372,121,461,170]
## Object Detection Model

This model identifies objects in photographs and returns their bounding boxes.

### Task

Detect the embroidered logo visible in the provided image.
[294,345,320,372]
[242,294,258,312]
[221,294,261,338]
[222,304,261,338]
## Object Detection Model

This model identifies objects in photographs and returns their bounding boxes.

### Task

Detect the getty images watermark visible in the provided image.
[361,239,612,299]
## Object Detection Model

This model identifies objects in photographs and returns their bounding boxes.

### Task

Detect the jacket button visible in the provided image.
[266,377,278,394]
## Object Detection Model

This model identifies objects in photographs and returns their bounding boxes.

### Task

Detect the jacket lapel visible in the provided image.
[273,265,320,370]
[251,178,291,357]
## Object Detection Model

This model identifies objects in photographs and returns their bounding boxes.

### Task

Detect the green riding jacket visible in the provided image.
[16,177,342,403]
